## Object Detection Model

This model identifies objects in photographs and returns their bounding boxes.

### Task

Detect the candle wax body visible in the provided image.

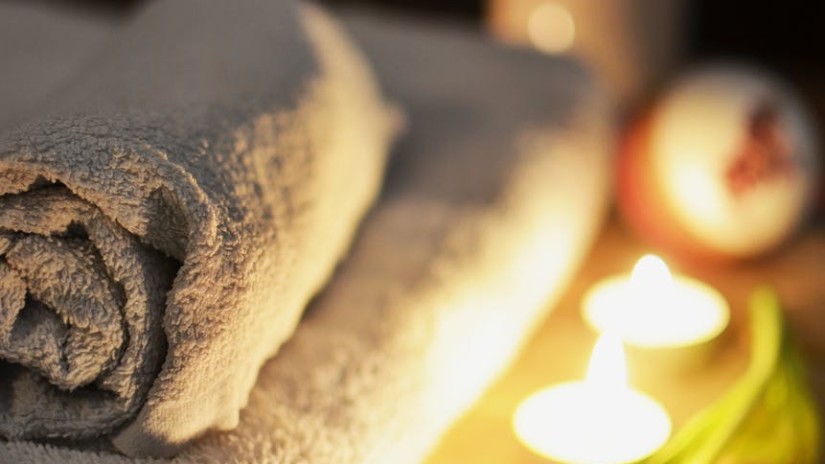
[582,274,729,348]
[513,382,671,464]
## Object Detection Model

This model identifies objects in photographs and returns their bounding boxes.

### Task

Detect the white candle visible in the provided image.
[513,333,671,464]
[582,254,730,348]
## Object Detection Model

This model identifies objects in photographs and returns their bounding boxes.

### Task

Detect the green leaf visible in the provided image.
[644,287,820,464]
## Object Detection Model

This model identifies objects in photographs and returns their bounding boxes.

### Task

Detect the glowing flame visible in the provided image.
[527,2,575,54]
[631,254,673,288]
[512,332,671,463]
[583,253,730,348]
[586,332,627,390]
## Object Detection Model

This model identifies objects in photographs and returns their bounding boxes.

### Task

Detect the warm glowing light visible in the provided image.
[583,254,730,348]
[586,332,626,390]
[631,254,673,288]
[513,334,671,464]
[527,2,575,54]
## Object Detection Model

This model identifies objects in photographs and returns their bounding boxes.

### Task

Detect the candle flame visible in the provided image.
[583,254,730,348]
[586,332,627,389]
[631,254,673,288]
[512,335,672,463]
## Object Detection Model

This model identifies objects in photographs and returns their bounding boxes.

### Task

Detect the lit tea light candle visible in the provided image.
[513,333,671,464]
[582,254,730,348]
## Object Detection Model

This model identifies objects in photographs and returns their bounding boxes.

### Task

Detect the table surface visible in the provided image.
[425,216,825,464]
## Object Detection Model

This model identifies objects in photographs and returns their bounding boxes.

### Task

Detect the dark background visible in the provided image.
[55,0,825,64]
[42,0,825,161]
[58,0,824,205]
[59,0,825,98]
[319,0,825,122]
[60,0,825,65]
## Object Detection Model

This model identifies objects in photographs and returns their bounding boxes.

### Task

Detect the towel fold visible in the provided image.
[0,2,613,463]
[0,186,176,436]
[0,0,394,457]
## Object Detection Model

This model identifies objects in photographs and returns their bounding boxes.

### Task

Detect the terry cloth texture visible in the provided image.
[0,0,395,458]
[0,4,613,464]
[0,3,117,131]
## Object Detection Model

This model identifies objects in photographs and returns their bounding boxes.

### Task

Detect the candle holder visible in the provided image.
[513,333,671,464]
[513,286,820,464]
[581,254,730,372]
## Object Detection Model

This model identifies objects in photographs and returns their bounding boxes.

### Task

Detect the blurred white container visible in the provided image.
[487,0,689,109]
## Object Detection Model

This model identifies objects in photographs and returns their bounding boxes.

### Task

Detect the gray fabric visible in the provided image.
[0,4,613,464]
[0,0,395,458]
[0,2,118,131]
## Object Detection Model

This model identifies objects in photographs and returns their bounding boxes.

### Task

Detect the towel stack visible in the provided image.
[0,1,612,462]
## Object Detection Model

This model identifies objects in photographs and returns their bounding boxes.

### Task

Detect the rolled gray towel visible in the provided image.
[217,13,611,463]
[2,5,613,463]
[0,2,117,131]
[0,0,395,457]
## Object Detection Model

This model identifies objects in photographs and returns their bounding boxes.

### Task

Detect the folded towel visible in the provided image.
[0,2,116,131]
[1,3,613,462]
[0,0,394,457]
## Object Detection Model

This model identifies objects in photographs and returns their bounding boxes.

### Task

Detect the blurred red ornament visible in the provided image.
[616,65,820,264]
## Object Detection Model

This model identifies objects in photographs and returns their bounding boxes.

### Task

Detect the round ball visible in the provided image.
[617,64,820,262]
